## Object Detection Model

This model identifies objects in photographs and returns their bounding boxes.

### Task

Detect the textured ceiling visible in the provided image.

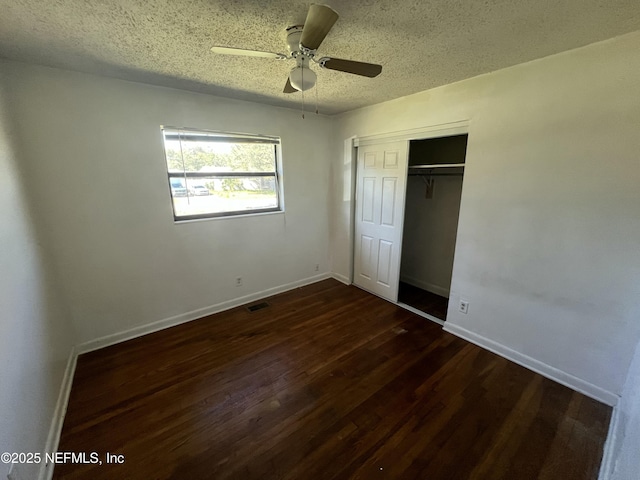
[1,0,639,115]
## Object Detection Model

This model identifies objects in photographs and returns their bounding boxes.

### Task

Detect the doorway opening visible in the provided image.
[398,134,467,323]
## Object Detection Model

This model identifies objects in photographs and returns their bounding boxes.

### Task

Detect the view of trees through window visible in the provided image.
[162,129,281,220]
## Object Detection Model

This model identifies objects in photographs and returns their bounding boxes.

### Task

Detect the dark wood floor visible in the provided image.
[54,279,611,480]
[398,281,449,320]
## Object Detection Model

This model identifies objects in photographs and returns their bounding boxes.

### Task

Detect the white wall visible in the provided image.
[330,31,640,399]
[0,73,75,480]
[1,60,333,345]
[400,175,463,297]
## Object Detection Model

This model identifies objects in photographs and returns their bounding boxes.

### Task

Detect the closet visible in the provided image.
[398,134,467,322]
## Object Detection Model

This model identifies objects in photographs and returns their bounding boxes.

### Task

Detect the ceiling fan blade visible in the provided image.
[283,78,297,94]
[321,58,382,78]
[210,46,286,60]
[300,4,339,51]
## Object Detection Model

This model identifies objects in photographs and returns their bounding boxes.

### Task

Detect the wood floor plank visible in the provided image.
[53,279,611,479]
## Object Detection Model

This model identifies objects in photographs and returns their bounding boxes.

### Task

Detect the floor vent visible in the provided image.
[247,302,270,312]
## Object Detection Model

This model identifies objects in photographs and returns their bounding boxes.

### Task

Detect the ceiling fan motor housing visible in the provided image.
[286,26,304,55]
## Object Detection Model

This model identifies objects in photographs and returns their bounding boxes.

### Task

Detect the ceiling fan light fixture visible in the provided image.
[289,66,316,92]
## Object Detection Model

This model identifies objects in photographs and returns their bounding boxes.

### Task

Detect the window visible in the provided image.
[161,127,283,221]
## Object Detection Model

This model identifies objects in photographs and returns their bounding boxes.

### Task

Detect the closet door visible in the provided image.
[353,141,408,302]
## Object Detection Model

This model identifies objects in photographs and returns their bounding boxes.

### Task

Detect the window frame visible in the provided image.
[160,126,284,222]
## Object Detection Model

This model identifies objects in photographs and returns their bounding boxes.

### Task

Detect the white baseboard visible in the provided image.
[76,273,331,354]
[331,273,351,285]
[400,275,450,298]
[38,347,78,480]
[598,405,621,479]
[443,323,619,406]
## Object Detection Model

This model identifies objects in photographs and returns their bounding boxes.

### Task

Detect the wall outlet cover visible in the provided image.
[459,300,469,314]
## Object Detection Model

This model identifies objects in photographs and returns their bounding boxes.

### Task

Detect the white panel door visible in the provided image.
[354,141,408,302]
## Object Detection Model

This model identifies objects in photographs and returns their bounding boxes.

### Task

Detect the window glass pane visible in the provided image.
[164,139,276,174]
[162,127,282,220]
[170,176,279,217]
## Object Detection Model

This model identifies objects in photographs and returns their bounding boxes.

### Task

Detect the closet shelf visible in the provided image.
[409,173,463,177]
[408,163,465,169]
[408,163,465,177]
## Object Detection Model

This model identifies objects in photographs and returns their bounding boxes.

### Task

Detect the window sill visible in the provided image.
[173,209,285,224]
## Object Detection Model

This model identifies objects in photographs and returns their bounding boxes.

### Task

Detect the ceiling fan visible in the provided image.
[210,4,382,94]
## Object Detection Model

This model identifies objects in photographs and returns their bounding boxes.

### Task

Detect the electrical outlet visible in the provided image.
[315,264,320,272]
[235,277,242,287]
[459,300,469,314]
